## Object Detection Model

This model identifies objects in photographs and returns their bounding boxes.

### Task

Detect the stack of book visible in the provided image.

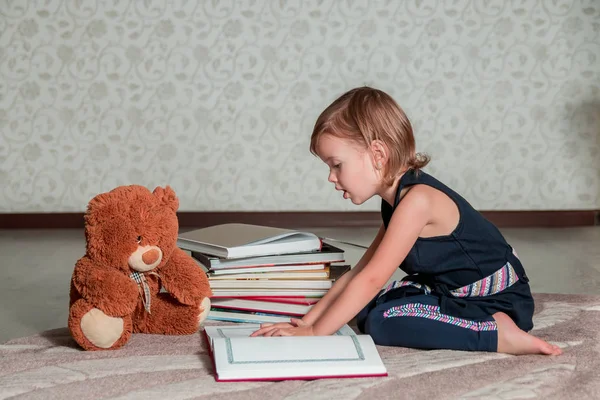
[177,223,349,324]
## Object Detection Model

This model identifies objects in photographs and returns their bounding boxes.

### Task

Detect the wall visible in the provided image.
[1,0,599,212]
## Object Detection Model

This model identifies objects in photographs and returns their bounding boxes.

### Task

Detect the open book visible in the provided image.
[203,324,387,382]
[194,242,345,271]
[178,223,323,259]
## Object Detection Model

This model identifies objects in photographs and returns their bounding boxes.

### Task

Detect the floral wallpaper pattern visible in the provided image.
[1,0,599,212]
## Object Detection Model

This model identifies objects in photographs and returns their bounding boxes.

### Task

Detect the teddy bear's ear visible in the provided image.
[84,191,116,226]
[153,185,179,212]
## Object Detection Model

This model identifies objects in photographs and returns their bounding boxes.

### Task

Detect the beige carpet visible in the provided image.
[1,293,599,400]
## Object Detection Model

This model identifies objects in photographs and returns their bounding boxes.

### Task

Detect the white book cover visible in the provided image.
[210,288,328,298]
[210,264,327,275]
[177,223,322,259]
[209,279,332,290]
[203,324,387,382]
[208,267,329,279]
[204,323,356,338]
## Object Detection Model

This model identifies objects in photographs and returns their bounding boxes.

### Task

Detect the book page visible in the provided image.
[250,232,315,246]
[179,224,314,248]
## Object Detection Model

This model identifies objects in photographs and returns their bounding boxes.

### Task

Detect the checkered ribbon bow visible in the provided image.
[130,271,159,314]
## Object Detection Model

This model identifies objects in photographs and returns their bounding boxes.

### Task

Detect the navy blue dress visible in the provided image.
[356,169,535,352]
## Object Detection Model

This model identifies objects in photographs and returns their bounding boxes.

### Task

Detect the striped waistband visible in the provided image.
[449,261,519,298]
[379,260,520,300]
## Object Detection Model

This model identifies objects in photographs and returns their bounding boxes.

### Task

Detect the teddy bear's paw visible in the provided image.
[80,308,125,349]
[198,297,211,326]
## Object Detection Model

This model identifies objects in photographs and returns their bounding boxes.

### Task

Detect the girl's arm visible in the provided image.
[250,223,386,336]
[309,187,432,336]
[301,223,386,325]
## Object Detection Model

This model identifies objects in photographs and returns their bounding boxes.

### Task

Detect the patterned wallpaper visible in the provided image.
[1,0,599,212]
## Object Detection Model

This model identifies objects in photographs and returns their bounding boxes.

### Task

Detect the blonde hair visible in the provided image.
[310,86,429,186]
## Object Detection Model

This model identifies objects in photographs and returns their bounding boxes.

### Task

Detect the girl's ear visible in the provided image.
[370,139,388,169]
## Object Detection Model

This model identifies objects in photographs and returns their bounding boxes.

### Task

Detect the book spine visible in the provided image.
[191,251,212,268]
[216,372,388,382]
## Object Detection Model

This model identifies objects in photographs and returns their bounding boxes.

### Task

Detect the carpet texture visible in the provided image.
[1,293,599,400]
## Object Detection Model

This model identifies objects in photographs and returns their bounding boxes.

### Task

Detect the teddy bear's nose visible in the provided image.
[142,249,160,265]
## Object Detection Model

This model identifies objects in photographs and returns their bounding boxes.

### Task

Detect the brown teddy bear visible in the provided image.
[68,185,212,351]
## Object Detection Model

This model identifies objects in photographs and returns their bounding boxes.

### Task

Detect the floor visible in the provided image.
[1,226,599,343]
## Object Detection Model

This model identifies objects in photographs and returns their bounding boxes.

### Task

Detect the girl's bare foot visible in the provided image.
[493,312,562,356]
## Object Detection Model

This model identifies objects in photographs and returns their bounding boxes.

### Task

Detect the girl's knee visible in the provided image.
[364,311,399,346]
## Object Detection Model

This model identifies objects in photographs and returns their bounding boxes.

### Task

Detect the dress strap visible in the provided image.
[393,169,416,207]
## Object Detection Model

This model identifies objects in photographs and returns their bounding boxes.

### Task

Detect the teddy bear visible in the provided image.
[68,185,212,351]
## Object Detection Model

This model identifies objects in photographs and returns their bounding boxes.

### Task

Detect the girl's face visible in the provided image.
[315,134,381,205]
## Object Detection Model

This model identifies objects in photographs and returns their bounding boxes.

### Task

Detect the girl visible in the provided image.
[251,87,561,356]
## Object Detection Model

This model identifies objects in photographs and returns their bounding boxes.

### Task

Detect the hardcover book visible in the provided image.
[192,242,345,270]
[177,223,322,259]
[203,324,387,382]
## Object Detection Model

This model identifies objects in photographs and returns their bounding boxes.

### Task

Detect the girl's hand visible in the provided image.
[250,318,309,337]
[268,324,315,337]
